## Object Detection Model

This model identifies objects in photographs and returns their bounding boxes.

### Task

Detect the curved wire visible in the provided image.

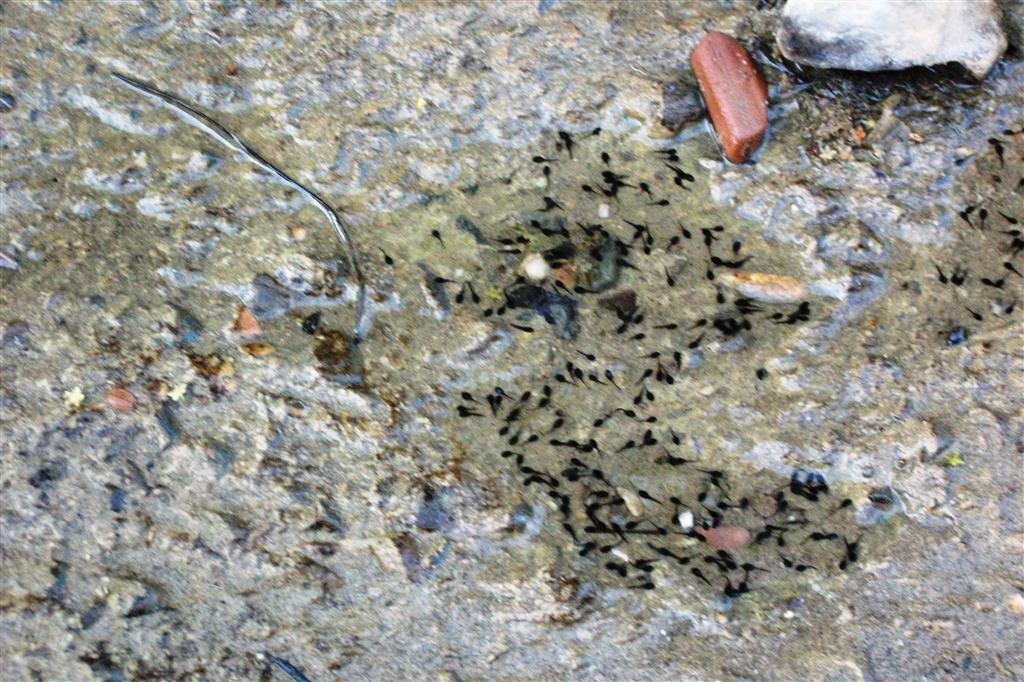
[111,71,369,344]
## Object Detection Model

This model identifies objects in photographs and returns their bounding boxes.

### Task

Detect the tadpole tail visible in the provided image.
[110,71,369,344]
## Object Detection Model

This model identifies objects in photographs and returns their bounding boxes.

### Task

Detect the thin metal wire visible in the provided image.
[111,71,369,343]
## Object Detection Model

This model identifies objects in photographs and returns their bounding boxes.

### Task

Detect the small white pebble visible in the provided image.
[520,253,551,283]
[611,547,631,563]
[677,510,694,531]
[598,203,610,219]
[783,610,795,619]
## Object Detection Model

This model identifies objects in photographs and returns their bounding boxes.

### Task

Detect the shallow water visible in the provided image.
[2,2,1023,680]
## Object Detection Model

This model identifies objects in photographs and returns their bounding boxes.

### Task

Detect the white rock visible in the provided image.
[778,0,1007,79]
[519,254,551,283]
[677,510,694,532]
[598,203,610,219]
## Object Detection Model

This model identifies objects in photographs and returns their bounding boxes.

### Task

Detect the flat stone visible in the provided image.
[690,32,768,163]
[777,0,1007,79]
[718,271,810,304]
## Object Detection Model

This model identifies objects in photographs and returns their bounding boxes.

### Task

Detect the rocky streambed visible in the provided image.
[1,2,1023,681]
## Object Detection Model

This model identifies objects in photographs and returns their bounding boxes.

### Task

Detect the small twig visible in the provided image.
[111,71,369,344]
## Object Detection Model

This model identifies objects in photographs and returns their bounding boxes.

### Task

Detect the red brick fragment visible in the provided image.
[690,32,768,163]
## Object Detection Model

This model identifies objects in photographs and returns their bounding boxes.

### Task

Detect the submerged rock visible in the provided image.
[777,0,1008,79]
[589,236,623,293]
[505,283,579,339]
[718,271,809,304]
[696,525,752,550]
[658,79,703,135]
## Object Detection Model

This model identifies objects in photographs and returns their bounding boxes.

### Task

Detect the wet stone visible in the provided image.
[0,91,15,113]
[659,79,704,134]
[589,236,623,293]
[508,503,534,531]
[504,283,579,339]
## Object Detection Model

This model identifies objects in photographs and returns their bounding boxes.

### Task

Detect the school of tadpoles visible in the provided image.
[433,128,1023,599]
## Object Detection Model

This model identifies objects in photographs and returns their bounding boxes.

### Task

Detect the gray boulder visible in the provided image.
[777,0,1008,79]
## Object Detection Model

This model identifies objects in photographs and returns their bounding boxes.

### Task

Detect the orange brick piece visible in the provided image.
[690,32,768,163]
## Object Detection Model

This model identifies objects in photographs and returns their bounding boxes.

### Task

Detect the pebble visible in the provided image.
[233,305,262,337]
[0,92,14,113]
[717,271,809,304]
[695,525,751,550]
[105,387,136,412]
[677,510,694,532]
[509,503,533,531]
[598,203,610,219]
[1006,593,1024,615]
[504,283,579,339]
[590,238,623,293]
[519,253,551,283]
[617,487,645,517]
[690,32,768,164]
